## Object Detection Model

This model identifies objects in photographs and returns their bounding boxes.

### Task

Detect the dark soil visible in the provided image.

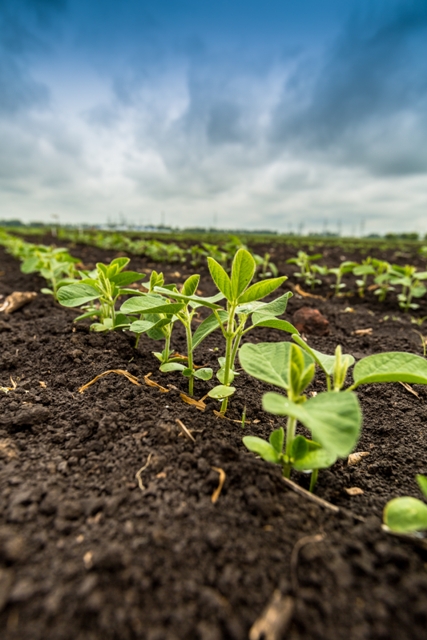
[1,239,427,640]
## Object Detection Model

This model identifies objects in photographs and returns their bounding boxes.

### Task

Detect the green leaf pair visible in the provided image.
[58,257,146,331]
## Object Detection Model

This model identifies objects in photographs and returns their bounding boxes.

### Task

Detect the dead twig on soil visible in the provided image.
[0,377,17,394]
[249,591,295,640]
[179,393,206,411]
[0,291,37,314]
[79,369,140,393]
[135,453,153,491]
[175,418,196,442]
[144,373,169,393]
[399,381,420,399]
[213,410,251,424]
[293,284,326,301]
[211,466,226,504]
[282,477,340,513]
[290,533,325,594]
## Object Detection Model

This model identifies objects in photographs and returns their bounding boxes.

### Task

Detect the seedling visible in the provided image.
[389,265,427,312]
[384,475,427,534]
[372,259,394,302]
[353,258,376,297]
[253,252,279,279]
[239,342,361,491]
[0,231,79,300]
[156,249,297,413]
[58,257,146,331]
[286,251,324,289]
[122,273,223,394]
[328,261,357,296]
[240,338,427,491]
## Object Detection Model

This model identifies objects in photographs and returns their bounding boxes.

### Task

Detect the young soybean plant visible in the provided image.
[122,272,224,395]
[120,270,185,355]
[286,251,324,290]
[239,341,361,491]
[383,475,427,534]
[240,338,427,491]
[389,265,427,312]
[156,249,297,413]
[58,257,146,331]
[328,261,358,296]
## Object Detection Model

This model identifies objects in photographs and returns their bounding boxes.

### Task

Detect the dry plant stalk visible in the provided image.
[0,291,37,313]
[79,369,140,393]
[282,477,340,513]
[175,418,196,442]
[180,394,206,410]
[294,284,326,300]
[290,533,326,593]
[249,591,295,640]
[0,377,17,393]
[135,452,154,491]
[143,373,169,393]
[399,381,420,398]
[211,466,226,504]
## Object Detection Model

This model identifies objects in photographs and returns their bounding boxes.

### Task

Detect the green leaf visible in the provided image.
[207,257,233,300]
[269,427,284,453]
[417,475,427,498]
[182,274,200,297]
[237,277,287,304]
[129,317,170,334]
[112,313,130,329]
[242,436,280,463]
[91,320,112,332]
[160,363,186,372]
[21,256,40,273]
[384,497,427,533]
[153,286,223,310]
[252,318,299,334]
[291,435,309,461]
[192,310,228,350]
[292,335,355,376]
[208,385,236,399]
[120,295,184,315]
[74,309,102,322]
[252,292,292,321]
[57,283,100,307]
[109,257,130,271]
[262,391,361,457]
[231,249,256,298]
[239,342,314,391]
[194,367,213,380]
[353,352,427,387]
[292,447,337,471]
[110,271,145,287]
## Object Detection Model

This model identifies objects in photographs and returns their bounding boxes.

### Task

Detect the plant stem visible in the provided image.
[220,303,236,414]
[163,332,171,363]
[309,469,318,493]
[283,415,296,479]
[185,322,194,396]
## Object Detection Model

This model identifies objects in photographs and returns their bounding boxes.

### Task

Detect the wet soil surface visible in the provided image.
[1,239,427,640]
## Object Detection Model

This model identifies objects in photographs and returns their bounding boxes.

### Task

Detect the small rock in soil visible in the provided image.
[292,307,329,335]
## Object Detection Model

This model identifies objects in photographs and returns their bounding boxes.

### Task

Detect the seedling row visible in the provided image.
[1,228,427,535]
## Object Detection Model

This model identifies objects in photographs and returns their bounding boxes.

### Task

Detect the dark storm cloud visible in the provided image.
[270,2,427,176]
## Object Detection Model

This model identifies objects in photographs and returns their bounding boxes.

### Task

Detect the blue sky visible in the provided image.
[1,0,427,234]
